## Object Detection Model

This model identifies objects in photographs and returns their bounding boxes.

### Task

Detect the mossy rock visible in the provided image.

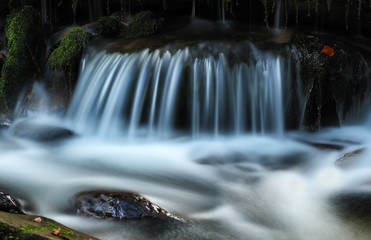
[97,16,122,37]
[49,27,90,93]
[0,211,98,240]
[0,5,44,109]
[123,11,158,39]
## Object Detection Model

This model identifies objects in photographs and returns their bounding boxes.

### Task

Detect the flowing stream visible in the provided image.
[1,37,371,240]
[66,42,287,138]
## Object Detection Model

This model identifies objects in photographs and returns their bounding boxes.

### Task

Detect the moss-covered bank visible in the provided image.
[0,211,97,240]
[0,5,44,109]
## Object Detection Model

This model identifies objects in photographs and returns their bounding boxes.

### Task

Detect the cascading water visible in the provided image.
[66,42,287,139]
[273,0,283,32]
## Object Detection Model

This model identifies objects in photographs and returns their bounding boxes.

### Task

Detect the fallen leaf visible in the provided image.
[33,217,42,223]
[52,227,61,236]
[321,45,335,57]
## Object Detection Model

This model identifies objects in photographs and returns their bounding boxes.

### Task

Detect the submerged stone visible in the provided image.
[330,190,371,222]
[335,147,366,167]
[72,191,179,221]
[0,191,25,214]
[9,119,75,142]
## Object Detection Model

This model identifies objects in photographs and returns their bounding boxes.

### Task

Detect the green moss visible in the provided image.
[19,222,77,238]
[0,223,47,240]
[20,224,48,232]
[123,11,158,39]
[45,222,76,237]
[0,5,43,109]
[49,27,89,93]
[97,16,121,37]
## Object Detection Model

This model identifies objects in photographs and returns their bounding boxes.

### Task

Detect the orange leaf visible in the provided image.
[33,217,42,223]
[51,227,61,236]
[321,45,335,57]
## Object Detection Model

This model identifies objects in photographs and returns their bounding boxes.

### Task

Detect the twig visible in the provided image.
[25,42,52,87]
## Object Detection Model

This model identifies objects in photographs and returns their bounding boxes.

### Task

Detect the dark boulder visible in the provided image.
[72,191,178,221]
[9,119,75,142]
[330,190,371,222]
[0,191,25,214]
[0,98,11,130]
[288,34,371,131]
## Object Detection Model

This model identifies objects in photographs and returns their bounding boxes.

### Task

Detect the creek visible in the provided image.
[1,22,371,240]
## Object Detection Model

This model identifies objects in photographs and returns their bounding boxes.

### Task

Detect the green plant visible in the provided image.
[0,5,43,108]
[97,16,121,36]
[49,27,89,92]
[124,10,158,39]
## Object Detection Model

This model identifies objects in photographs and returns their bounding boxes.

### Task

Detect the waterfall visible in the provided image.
[218,0,226,25]
[273,0,283,32]
[65,42,288,139]
[41,0,47,23]
[191,0,196,19]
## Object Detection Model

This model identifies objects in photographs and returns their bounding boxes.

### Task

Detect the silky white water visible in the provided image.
[66,42,289,138]
[1,41,371,240]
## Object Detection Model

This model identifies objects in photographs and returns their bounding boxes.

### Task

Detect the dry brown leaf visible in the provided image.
[51,227,61,236]
[33,217,42,223]
[321,45,335,57]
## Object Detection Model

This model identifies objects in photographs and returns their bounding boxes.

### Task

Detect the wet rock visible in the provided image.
[296,138,345,150]
[196,151,310,171]
[9,119,75,142]
[0,112,11,130]
[290,34,371,131]
[335,148,366,167]
[0,89,11,130]
[0,117,11,129]
[0,191,25,214]
[72,191,178,221]
[330,190,371,222]
[196,153,247,165]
